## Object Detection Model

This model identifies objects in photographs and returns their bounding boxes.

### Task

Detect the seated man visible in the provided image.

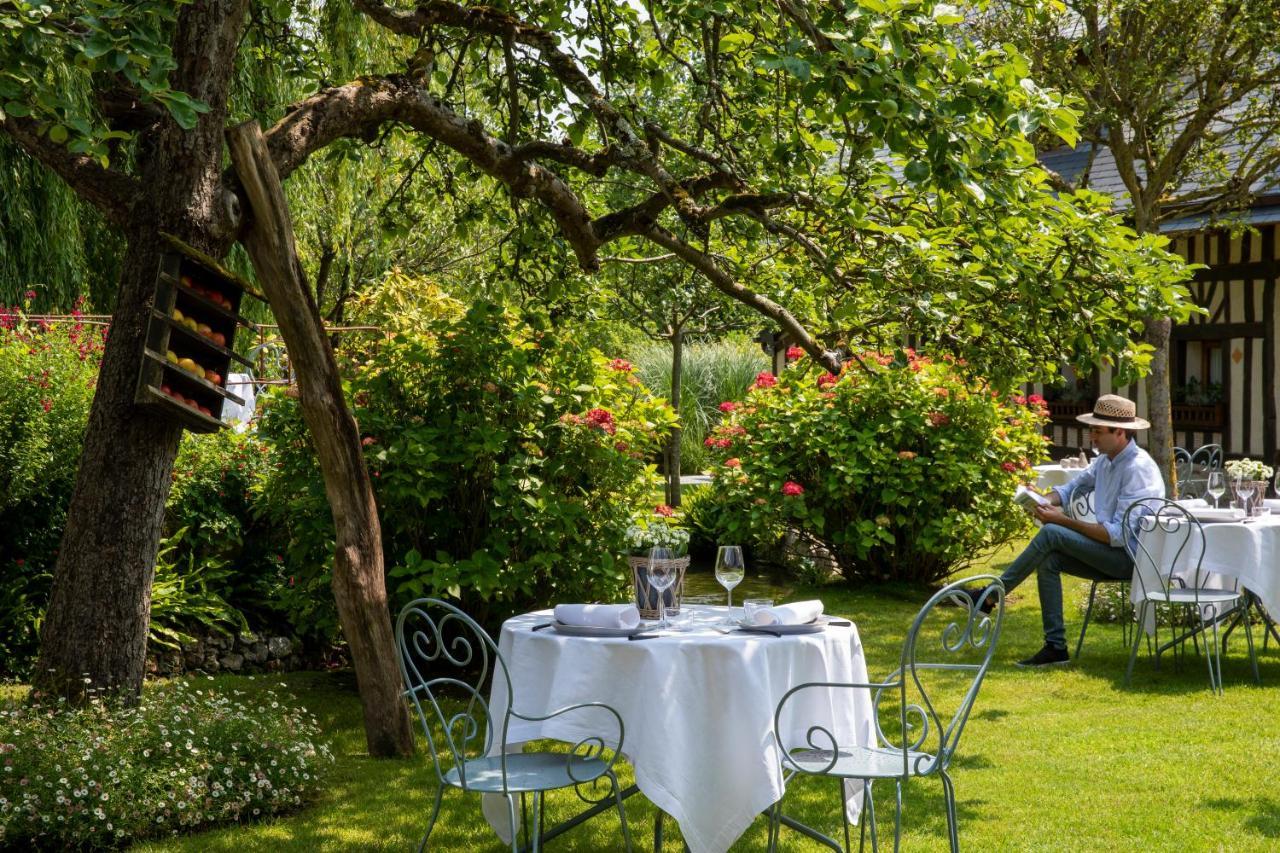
[977,394,1165,667]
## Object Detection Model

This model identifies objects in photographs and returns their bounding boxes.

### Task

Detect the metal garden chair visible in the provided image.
[1069,490,1135,659]
[1123,499,1258,693]
[768,577,1005,853]
[1176,443,1223,500]
[396,598,634,852]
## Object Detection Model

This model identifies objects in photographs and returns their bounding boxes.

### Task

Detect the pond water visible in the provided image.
[681,567,793,602]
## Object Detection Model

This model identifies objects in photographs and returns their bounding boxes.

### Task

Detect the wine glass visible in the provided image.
[714,545,746,609]
[647,546,678,629]
[1207,471,1226,509]
[1236,476,1255,519]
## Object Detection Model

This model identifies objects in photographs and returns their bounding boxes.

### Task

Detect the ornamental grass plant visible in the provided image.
[0,678,331,850]
[631,337,767,474]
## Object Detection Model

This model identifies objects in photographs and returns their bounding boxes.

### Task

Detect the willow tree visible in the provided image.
[3,0,1191,754]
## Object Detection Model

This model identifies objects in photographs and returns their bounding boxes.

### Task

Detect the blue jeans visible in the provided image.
[998,524,1133,648]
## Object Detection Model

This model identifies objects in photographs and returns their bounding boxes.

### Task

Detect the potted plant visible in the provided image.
[625,505,691,617]
[1224,457,1273,515]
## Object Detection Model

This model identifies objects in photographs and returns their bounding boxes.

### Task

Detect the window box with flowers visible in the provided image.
[1171,378,1225,429]
[625,505,691,617]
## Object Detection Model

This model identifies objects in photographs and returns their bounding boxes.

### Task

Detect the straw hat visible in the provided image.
[1076,394,1150,429]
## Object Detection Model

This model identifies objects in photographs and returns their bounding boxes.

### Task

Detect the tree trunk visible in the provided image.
[666,327,684,507]
[31,233,184,702]
[32,0,251,704]
[1144,317,1176,492]
[227,122,414,758]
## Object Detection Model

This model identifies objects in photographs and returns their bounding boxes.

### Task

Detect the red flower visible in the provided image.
[753,371,778,389]
[781,481,805,496]
[40,399,51,413]
[719,401,737,413]
[934,387,950,398]
[928,411,950,427]
[785,345,805,361]
[655,504,675,517]
[14,559,23,567]
[23,290,35,300]
[725,457,741,468]
[361,436,376,447]
[610,358,633,372]
[1027,394,1045,405]
[585,408,617,435]
[1012,395,1027,406]
[817,372,838,389]
[704,436,717,447]
[1001,462,1018,473]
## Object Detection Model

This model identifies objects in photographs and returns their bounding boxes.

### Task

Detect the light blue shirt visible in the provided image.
[1053,439,1166,549]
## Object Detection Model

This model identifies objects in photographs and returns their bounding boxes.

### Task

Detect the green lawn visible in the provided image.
[134,543,1280,851]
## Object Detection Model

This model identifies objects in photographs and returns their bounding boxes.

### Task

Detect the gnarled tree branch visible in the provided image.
[0,115,139,228]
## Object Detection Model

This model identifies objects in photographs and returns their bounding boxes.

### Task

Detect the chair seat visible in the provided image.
[788,745,937,780]
[444,753,609,793]
[1144,588,1241,606]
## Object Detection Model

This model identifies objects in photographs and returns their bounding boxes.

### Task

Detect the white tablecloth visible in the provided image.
[1033,464,1076,491]
[1133,514,1280,632]
[483,605,874,853]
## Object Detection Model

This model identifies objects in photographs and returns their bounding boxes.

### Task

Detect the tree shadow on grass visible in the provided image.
[1200,797,1280,838]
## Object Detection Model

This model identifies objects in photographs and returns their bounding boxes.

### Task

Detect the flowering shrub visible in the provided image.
[256,302,676,629]
[702,350,1049,584]
[0,305,284,674]
[0,303,104,674]
[0,678,331,848]
[624,505,691,555]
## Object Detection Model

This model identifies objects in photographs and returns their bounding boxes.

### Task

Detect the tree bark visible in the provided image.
[227,121,414,758]
[666,325,684,507]
[31,0,250,704]
[30,233,185,702]
[1144,317,1176,493]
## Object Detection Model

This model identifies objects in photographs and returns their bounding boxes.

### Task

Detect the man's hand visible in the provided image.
[1034,503,1069,526]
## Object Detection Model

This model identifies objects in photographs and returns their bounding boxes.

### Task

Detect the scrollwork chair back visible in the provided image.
[396,598,509,791]
[770,576,1004,852]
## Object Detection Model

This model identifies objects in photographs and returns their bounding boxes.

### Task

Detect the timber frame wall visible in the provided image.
[1042,222,1280,464]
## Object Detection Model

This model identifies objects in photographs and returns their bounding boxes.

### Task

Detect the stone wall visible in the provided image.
[146,630,320,678]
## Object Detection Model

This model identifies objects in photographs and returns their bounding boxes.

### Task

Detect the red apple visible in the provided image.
[220,295,233,309]
[210,332,226,347]
[160,384,172,396]
[204,369,221,384]
[198,405,213,417]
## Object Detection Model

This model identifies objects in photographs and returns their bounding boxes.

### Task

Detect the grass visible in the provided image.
[127,541,1280,851]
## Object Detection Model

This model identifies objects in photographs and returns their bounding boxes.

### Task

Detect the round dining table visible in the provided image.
[482,605,874,853]
[1133,508,1280,638]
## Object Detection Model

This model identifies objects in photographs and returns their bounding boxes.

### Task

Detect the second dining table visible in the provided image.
[482,605,874,853]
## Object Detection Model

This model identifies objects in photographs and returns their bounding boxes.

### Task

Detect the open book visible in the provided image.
[1014,485,1050,513]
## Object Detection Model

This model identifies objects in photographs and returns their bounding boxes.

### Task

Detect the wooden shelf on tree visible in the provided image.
[134,244,262,432]
[137,384,226,434]
[142,348,245,405]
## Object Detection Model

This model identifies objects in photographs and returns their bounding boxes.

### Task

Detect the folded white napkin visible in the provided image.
[553,603,641,630]
[751,600,824,626]
[1175,498,1209,507]
[1188,507,1246,522]
[1265,499,1280,511]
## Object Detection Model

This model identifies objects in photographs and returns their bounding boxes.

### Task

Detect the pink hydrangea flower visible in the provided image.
[753,371,778,389]
[655,504,675,517]
[785,345,805,361]
[610,358,633,372]
[781,481,805,496]
[719,401,737,413]
[725,458,741,468]
[585,408,616,435]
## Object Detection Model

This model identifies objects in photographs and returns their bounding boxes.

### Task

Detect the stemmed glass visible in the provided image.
[1234,475,1255,520]
[1207,471,1226,509]
[647,546,678,629]
[714,545,745,609]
